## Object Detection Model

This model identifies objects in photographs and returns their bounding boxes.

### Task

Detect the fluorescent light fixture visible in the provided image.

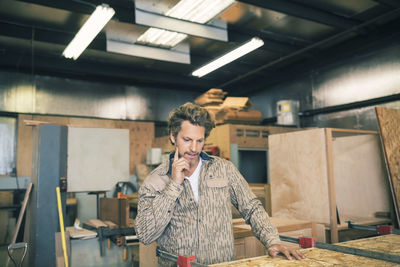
[63,4,115,60]
[137,0,234,48]
[192,37,264,77]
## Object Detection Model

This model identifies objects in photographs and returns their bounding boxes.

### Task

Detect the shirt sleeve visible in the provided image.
[134,178,183,244]
[227,160,281,248]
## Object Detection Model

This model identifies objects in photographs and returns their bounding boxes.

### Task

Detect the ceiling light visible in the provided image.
[137,0,234,48]
[63,4,115,60]
[192,37,264,77]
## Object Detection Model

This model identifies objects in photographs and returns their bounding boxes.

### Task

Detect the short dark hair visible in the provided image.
[167,102,215,143]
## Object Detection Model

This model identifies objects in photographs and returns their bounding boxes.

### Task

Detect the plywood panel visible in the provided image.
[67,127,130,192]
[211,248,397,266]
[376,107,400,223]
[269,129,330,224]
[333,134,391,219]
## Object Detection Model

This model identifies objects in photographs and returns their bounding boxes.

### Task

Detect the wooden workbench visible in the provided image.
[215,234,400,266]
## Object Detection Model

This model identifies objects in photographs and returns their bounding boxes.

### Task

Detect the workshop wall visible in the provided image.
[0,71,198,122]
[251,44,400,130]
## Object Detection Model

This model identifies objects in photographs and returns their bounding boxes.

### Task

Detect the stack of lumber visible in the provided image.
[194,89,262,124]
[194,88,227,107]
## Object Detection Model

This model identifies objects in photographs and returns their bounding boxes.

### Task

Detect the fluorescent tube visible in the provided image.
[63,4,115,60]
[137,0,234,48]
[192,37,264,77]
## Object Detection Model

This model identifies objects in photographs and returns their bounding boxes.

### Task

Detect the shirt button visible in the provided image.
[168,210,171,213]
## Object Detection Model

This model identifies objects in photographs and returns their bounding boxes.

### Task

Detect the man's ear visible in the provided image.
[170,133,175,145]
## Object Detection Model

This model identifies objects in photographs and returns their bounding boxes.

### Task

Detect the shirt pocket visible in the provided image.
[205,178,229,207]
[206,178,228,187]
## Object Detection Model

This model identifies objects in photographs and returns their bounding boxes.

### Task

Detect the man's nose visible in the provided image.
[190,141,196,151]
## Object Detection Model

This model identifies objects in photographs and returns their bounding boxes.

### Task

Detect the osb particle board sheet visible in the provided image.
[333,134,391,219]
[269,129,330,224]
[67,127,130,192]
[376,107,400,221]
[211,247,396,266]
[338,234,400,256]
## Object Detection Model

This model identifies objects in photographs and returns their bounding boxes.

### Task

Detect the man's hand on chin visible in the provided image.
[268,244,306,260]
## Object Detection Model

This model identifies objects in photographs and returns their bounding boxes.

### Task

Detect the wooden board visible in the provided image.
[376,107,400,224]
[16,114,34,176]
[269,129,330,224]
[333,134,391,220]
[139,242,158,267]
[66,226,97,239]
[211,247,397,266]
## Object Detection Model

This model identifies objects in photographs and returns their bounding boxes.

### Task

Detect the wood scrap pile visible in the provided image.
[194,88,262,124]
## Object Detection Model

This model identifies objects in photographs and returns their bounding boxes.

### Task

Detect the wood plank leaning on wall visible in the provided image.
[16,114,154,177]
[376,107,400,226]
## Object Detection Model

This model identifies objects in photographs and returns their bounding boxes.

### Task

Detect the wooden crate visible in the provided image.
[206,124,300,160]
[269,128,393,243]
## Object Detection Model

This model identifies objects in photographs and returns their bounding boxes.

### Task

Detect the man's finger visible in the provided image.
[291,249,304,260]
[174,147,179,161]
[281,248,292,260]
[268,248,278,257]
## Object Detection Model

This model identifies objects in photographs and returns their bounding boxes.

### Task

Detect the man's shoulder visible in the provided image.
[208,155,232,165]
[206,155,235,170]
[142,162,171,191]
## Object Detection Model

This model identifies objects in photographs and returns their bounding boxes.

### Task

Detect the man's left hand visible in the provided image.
[267,244,306,260]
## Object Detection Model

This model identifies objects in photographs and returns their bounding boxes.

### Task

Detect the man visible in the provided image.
[135,102,305,265]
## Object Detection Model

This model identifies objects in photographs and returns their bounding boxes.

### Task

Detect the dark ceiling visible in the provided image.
[1,0,400,95]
